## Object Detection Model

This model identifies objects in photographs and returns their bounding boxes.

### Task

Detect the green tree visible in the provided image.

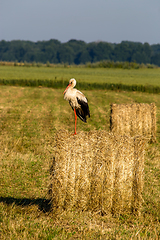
[75,49,92,64]
[151,54,160,66]
[57,44,75,64]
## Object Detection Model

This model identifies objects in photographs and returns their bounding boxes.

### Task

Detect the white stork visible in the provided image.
[63,78,90,135]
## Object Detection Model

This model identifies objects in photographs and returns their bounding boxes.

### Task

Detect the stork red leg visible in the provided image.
[73,109,77,135]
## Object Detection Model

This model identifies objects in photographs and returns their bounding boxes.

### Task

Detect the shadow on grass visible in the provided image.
[0,196,52,213]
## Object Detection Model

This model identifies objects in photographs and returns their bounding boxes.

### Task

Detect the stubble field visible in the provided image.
[0,66,160,239]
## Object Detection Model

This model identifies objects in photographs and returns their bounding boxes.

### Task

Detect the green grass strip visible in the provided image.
[0,78,160,94]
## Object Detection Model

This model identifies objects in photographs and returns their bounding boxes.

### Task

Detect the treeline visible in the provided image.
[0,39,160,66]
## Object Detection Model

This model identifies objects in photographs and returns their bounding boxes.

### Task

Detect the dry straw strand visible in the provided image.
[131,137,145,215]
[110,103,156,142]
[49,130,146,215]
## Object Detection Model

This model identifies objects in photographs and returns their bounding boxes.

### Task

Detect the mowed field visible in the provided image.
[0,66,160,239]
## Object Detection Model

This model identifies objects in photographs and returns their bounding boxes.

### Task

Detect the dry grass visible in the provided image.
[0,86,160,239]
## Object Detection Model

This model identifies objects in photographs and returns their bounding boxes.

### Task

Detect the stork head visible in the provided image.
[69,78,76,88]
[63,78,76,94]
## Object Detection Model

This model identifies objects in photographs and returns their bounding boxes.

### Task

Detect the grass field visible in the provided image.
[0,65,160,86]
[0,67,160,239]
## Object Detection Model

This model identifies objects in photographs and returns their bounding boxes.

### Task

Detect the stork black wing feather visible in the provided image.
[75,98,90,123]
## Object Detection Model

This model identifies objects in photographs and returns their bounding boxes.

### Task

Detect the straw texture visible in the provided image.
[110,103,156,142]
[49,130,146,215]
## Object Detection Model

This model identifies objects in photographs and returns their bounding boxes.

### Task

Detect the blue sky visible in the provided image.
[0,0,160,44]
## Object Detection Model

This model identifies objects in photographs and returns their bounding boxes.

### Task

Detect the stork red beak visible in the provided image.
[63,84,71,94]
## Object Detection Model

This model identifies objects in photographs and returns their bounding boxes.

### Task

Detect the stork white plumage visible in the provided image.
[63,78,90,135]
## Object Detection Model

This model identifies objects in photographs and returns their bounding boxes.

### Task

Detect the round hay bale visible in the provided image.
[49,130,146,215]
[110,103,157,143]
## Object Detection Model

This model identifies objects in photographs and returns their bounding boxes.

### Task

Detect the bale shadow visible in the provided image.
[0,196,52,213]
